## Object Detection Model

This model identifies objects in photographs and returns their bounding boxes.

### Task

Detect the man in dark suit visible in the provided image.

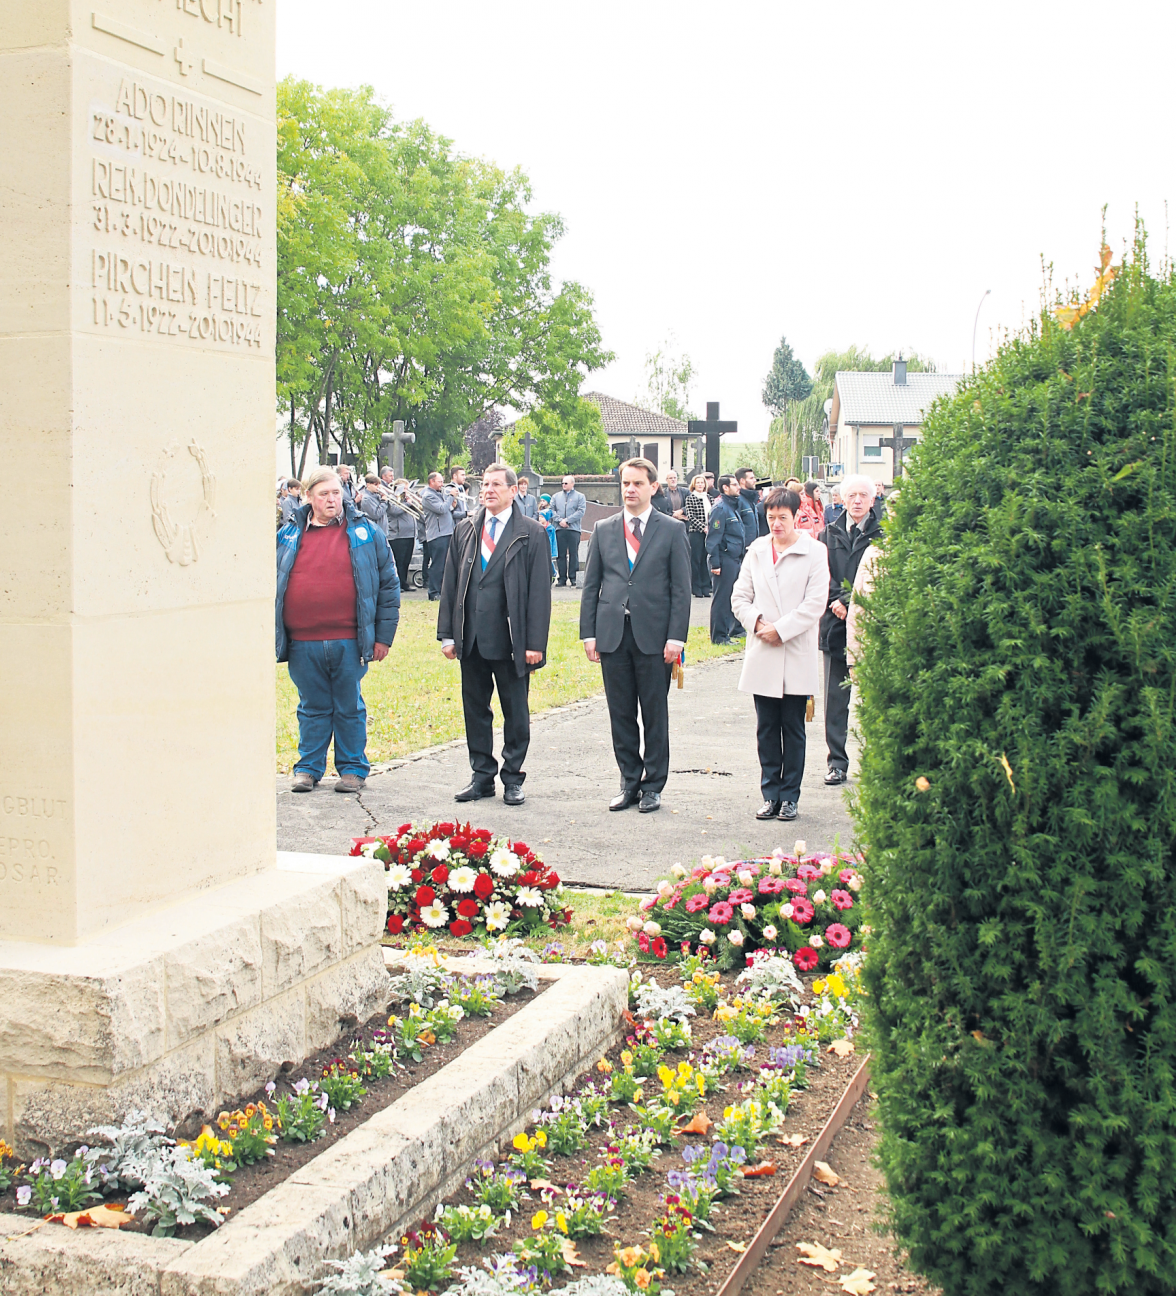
[580,458,692,813]
[437,463,552,806]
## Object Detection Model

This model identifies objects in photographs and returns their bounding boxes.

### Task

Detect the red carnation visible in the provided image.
[449,919,473,937]
[406,839,425,858]
[472,828,492,841]
[652,936,668,959]
[396,822,413,837]
[450,836,469,851]
[473,872,494,900]
[793,946,819,972]
[538,873,560,890]
[518,870,540,888]
[512,842,529,855]
[457,898,479,918]
[431,865,450,886]
[415,885,436,907]
[387,914,404,935]
[468,840,489,860]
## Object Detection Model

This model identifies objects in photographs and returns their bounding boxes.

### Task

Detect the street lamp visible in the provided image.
[972,289,991,373]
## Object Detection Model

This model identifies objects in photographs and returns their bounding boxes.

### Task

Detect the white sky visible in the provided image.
[277,0,1175,443]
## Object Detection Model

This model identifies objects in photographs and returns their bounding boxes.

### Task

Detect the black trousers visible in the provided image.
[754,694,807,803]
[461,643,531,787]
[389,537,414,591]
[709,554,740,641]
[556,528,580,584]
[689,531,711,596]
[600,618,673,794]
[426,535,450,597]
[822,650,852,773]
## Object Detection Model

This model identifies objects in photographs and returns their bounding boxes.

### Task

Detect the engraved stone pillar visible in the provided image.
[0,4,391,1155]
[1,1,277,944]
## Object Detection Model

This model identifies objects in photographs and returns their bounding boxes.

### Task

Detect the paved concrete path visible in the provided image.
[276,617,860,891]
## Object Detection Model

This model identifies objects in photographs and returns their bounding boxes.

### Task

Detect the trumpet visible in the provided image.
[360,477,426,519]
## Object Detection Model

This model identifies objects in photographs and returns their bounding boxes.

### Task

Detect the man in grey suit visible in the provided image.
[551,474,587,586]
[580,458,691,813]
[420,470,467,601]
[516,475,539,520]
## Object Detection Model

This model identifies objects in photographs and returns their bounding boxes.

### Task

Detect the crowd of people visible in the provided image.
[275,459,884,823]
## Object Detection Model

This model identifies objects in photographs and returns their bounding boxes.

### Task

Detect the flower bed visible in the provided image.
[631,845,865,972]
[351,822,571,939]
[358,950,868,1296]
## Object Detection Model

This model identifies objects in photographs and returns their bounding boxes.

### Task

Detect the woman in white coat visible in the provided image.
[730,486,830,822]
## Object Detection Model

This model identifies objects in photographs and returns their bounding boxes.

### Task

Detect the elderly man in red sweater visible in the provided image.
[276,467,401,793]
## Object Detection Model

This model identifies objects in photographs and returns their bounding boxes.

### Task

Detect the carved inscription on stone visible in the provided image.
[87,74,268,352]
[0,794,68,886]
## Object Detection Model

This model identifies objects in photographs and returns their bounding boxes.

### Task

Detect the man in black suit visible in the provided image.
[437,463,552,806]
[580,458,692,813]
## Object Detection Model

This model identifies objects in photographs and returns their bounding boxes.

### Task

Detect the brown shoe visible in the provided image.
[334,773,366,794]
[291,772,317,793]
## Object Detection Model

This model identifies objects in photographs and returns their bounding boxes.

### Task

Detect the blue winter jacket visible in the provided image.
[276,501,401,663]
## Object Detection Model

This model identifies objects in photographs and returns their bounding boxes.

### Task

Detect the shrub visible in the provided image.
[856,231,1176,1295]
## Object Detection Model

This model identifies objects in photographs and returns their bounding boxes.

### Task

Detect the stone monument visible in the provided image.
[0,2,387,1155]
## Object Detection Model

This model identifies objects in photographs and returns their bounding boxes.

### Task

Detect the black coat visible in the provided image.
[580,510,691,655]
[436,502,552,677]
[818,510,881,654]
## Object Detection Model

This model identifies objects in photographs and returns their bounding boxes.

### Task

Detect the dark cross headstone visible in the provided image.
[688,401,737,479]
[378,419,415,479]
[520,425,541,490]
[878,423,918,479]
[627,434,640,460]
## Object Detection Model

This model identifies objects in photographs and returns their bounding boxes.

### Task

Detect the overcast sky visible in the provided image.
[277,0,1175,442]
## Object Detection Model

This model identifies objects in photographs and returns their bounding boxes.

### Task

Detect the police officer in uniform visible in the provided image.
[706,475,747,645]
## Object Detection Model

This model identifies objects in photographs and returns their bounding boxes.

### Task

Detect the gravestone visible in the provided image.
[0,1,387,1155]
[520,425,541,490]
[688,401,738,478]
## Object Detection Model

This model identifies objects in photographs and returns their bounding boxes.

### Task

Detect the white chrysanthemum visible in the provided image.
[809,933,824,949]
[426,840,451,861]
[448,866,477,893]
[516,887,544,908]
[489,848,520,878]
[484,900,513,931]
[763,924,778,941]
[643,921,661,937]
[740,903,756,920]
[728,930,745,947]
[420,901,449,928]
[698,929,716,945]
[387,863,413,890]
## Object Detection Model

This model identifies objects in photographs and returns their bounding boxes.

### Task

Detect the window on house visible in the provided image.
[643,442,659,468]
[862,436,882,459]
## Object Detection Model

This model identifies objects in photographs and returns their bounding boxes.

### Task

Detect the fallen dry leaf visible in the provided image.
[678,1111,713,1135]
[561,1239,586,1268]
[840,1267,877,1294]
[47,1205,134,1230]
[813,1161,841,1187]
[530,1178,563,1195]
[725,1240,748,1253]
[778,1132,807,1148]
[827,1039,855,1058]
[796,1241,843,1272]
[743,1161,777,1177]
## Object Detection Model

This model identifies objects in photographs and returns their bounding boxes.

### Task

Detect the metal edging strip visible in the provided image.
[715,1054,873,1296]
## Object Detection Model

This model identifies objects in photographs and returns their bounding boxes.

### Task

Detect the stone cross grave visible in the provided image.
[380,418,416,480]
[521,425,541,489]
[879,423,918,478]
[688,402,738,478]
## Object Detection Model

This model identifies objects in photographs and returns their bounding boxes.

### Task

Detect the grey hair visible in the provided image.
[482,461,518,487]
[840,473,876,500]
[303,466,341,495]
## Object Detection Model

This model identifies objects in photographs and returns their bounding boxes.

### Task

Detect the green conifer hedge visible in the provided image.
[856,237,1176,1296]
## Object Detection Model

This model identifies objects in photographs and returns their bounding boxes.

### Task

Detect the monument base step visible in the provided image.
[0,853,389,1157]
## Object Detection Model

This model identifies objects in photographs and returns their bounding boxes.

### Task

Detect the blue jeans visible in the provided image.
[287,638,370,779]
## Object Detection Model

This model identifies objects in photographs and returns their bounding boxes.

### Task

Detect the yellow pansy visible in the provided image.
[535,1130,547,1147]
[513,1132,530,1152]
[657,1065,674,1087]
[618,1247,644,1267]
[556,1212,568,1234]
[532,1210,548,1230]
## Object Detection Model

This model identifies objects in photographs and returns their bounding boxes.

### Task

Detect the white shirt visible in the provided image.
[442,503,515,648]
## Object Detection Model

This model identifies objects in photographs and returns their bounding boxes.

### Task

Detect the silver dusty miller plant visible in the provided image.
[315,1244,401,1295]
[632,979,696,1024]
[127,1143,229,1235]
[736,952,804,1010]
[474,938,540,995]
[85,1109,170,1191]
[387,950,452,1008]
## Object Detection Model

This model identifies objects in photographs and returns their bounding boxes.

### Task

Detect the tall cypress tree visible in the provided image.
[856,232,1176,1295]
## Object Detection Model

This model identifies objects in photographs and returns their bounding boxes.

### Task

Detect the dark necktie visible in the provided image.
[631,518,642,543]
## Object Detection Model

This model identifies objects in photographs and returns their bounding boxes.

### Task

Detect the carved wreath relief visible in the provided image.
[150,440,217,565]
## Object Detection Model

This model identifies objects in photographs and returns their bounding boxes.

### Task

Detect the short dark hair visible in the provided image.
[717,474,737,492]
[736,467,756,482]
[763,487,801,516]
[286,477,301,489]
[619,457,657,484]
[482,461,517,487]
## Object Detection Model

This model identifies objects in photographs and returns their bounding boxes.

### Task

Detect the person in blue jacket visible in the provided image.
[276,467,401,793]
[706,475,748,644]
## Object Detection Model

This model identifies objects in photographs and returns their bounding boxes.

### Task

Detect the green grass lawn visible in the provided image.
[277,601,740,771]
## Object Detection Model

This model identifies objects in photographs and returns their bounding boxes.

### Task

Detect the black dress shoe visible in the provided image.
[824,769,848,786]
[609,788,640,811]
[503,786,525,806]
[756,799,782,820]
[778,800,798,820]
[455,781,495,802]
[638,791,661,813]
[730,626,747,638]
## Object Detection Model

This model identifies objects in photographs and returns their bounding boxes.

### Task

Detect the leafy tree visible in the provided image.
[638,338,696,422]
[464,409,504,474]
[276,80,612,478]
[500,399,613,475]
[761,336,812,414]
[856,231,1176,1296]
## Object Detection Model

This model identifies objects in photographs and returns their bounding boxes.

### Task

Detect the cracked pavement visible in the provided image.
[276,653,859,892]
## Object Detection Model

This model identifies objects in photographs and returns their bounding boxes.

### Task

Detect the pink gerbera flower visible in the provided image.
[638,931,650,952]
[825,923,852,948]
[790,897,815,924]
[758,877,786,895]
[838,868,856,884]
[710,872,732,889]
[640,895,658,910]
[831,889,854,910]
[797,864,821,880]
[685,893,709,913]
[794,946,819,972]
[708,901,734,925]
[728,888,754,905]
[784,878,807,896]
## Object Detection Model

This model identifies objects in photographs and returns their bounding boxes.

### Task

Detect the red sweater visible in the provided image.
[283,524,358,641]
